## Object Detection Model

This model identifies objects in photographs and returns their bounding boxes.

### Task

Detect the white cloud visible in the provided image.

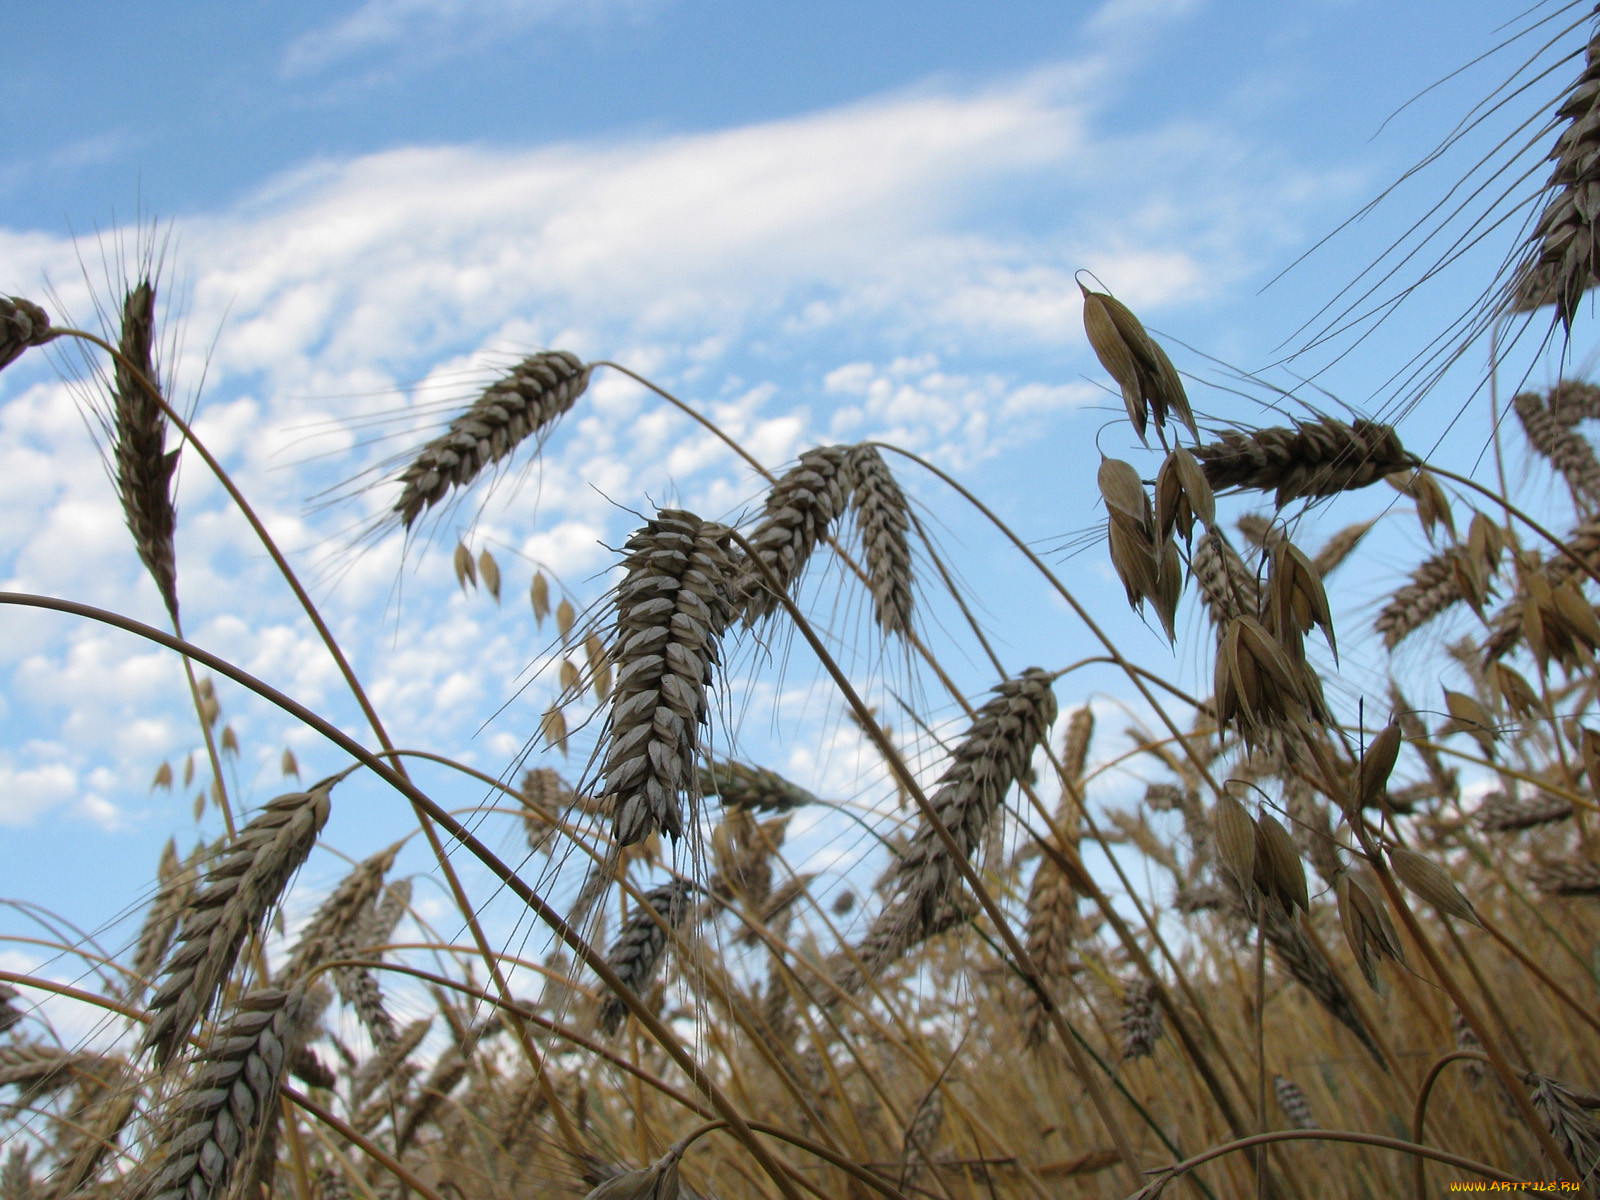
[283,0,665,76]
[0,55,1340,873]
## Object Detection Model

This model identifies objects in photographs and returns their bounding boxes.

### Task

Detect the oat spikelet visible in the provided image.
[1515,390,1600,506]
[1532,858,1600,895]
[1509,24,1600,327]
[143,779,336,1066]
[112,280,181,620]
[1120,977,1162,1060]
[847,444,914,636]
[601,510,737,845]
[1375,549,1465,649]
[137,986,303,1200]
[1478,789,1573,831]
[1483,514,1600,661]
[596,880,696,1036]
[874,668,1057,934]
[740,445,853,622]
[698,759,819,814]
[1273,1075,1318,1129]
[0,296,53,373]
[1193,416,1413,507]
[392,350,590,528]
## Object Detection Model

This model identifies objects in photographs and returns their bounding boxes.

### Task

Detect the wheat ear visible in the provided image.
[698,758,819,813]
[600,510,737,846]
[1194,416,1413,506]
[392,350,590,527]
[143,778,336,1066]
[0,296,53,373]
[596,879,696,1036]
[739,444,854,622]
[848,444,915,636]
[1514,390,1600,505]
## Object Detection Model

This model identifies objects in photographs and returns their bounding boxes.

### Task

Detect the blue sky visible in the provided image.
[2,0,1591,1036]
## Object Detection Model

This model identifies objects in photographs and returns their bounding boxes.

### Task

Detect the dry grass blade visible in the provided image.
[143,778,337,1066]
[137,986,303,1200]
[392,350,590,528]
[698,758,818,814]
[740,444,853,622]
[596,879,696,1036]
[1508,24,1600,327]
[1193,415,1413,507]
[111,280,181,620]
[601,510,737,846]
[0,296,53,373]
[848,444,915,637]
[1514,390,1600,506]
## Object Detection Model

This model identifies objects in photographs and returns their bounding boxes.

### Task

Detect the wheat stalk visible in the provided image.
[1193,416,1413,507]
[143,778,336,1066]
[601,510,738,846]
[392,350,590,528]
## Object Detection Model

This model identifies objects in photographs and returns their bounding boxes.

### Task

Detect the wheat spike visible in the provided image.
[848,444,915,636]
[349,1017,431,1108]
[597,879,696,1036]
[0,296,53,373]
[1192,530,1258,626]
[874,668,1057,935]
[1023,830,1080,1049]
[1515,390,1600,506]
[1551,380,1600,425]
[1532,858,1600,895]
[128,839,199,999]
[1120,977,1162,1060]
[1527,1074,1600,1187]
[1375,548,1466,649]
[143,779,336,1066]
[110,280,181,621]
[1509,24,1600,327]
[138,986,303,1200]
[0,1045,105,1103]
[698,758,819,813]
[1311,518,1375,578]
[520,767,573,854]
[739,444,853,622]
[601,510,737,846]
[1478,789,1573,831]
[1273,1075,1318,1129]
[0,1147,31,1200]
[1193,416,1413,507]
[392,350,589,528]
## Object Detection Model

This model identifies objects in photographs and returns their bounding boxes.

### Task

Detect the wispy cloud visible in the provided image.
[283,0,665,76]
[0,63,1340,830]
